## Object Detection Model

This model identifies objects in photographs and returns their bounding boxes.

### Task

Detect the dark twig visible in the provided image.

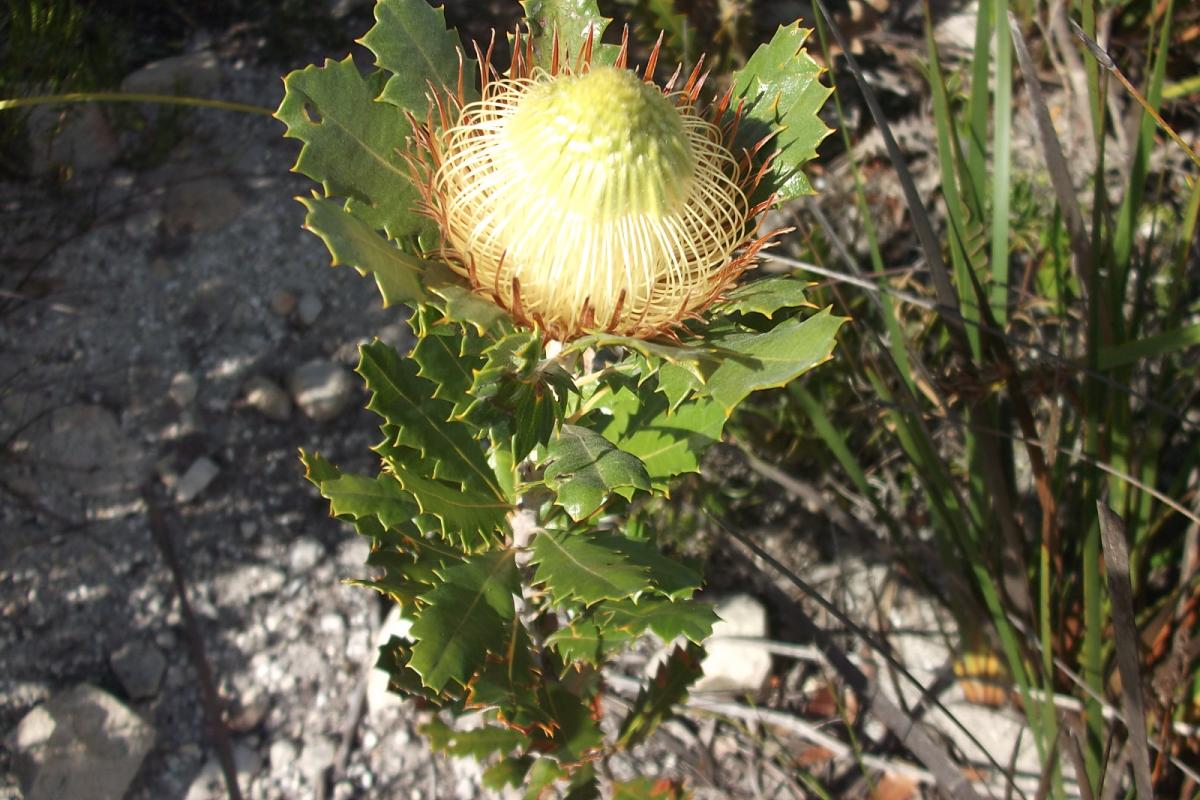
[1097,501,1155,799]
[143,486,244,800]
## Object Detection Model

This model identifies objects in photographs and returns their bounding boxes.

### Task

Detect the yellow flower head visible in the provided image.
[409,29,782,341]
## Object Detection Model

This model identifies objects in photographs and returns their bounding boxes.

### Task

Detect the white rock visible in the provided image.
[297,292,323,326]
[301,735,338,779]
[7,684,156,800]
[175,456,220,504]
[165,176,242,235]
[367,605,415,714]
[121,51,220,96]
[288,537,324,573]
[268,738,299,770]
[694,593,772,693]
[243,376,291,421]
[214,564,286,607]
[169,371,199,408]
[289,359,356,422]
[110,640,167,700]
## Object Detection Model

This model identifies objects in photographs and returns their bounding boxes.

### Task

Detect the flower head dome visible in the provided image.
[408,28,782,341]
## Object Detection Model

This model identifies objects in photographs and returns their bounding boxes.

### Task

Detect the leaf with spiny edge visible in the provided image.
[530,530,651,605]
[617,642,704,748]
[358,0,476,111]
[424,264,515,337]
[704,307,845,416]
[376,634,457,705]
[385,458,510,548]
[483,756,534,791]
[424,715,531,759]
[590,374,725,492]
[408,548,520,691]
[539,683,604,761]
[566,333,726,384]
[713,276,815,320]
[298,196,434,309]
[358,340,504,496]
[318,472,417,530]
[597,597,718,644]
[542,424,651,520]
[545,616,637,665]
[520,0,619,67]
[277,57,431,240]
[410,321,485,409]
[730,23,834,203]
[611,778,692,799]
[300,450,390,540]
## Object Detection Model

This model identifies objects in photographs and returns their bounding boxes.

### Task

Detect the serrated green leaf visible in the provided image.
[597,598,717,643]
[277,57,429,239]
[730,24,833,203]
[705,307,845,415]
[593,377,725,492]
[424,267,515,336]
[542,424,651,520]
[411,325,483,407]
[611,778,691,799]
[545,621,605,664]
[359,0,473,110]
[388,460,509,547]
[650,362,701,410]
[524,758,567,800]
[298,195,434,309]
[483,756,534,791]
[714,276,813,319]
[408,548,519,691]
[618,642,704,748]
[530,530,651,605]
[359,341,506,496]
[377,634,453,704]
[320,473,417,529]
[541,683,603,760]
[301,452,390,540]
[425,718,530,759]
[520,0,617,66]
[564,764,600,800]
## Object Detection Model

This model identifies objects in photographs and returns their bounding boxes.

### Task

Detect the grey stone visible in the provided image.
[184,744,261,800]
[15,404,152,500]
[288,537,324,573]
[175,456,220,504]
[110,640,167,700]
[168,371,199,408]
[121,51,221,96]
[301,735,337,779]
[269,737,298,770]
[289,359,356,422]
[694,593,772,692]
[165,176,243,235]
[367,605,414,714]
[27,105,120,176]
[7,683,156,800]
[297,292,323,326]
[214,564,286,607]
[225,687,269,733]
[243,376,291,421]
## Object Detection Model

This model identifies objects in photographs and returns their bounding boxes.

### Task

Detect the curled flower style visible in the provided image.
[407,28,784,341]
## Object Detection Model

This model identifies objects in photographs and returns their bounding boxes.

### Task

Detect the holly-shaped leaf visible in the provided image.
[618,642,704,748]
[597,598,718,643]
[319,472,418,529]
[387,459,509,548]
[359,341,505,496]
[277,57,429,239]
[359,0,474,111]
[520,0,617,66]
[542,425,650,520]
[713,276,814,319]
[592,376,725,492]
[705,307,845,415]
[611,778,691,799]
[299,196,434,309]
[530,530,651,605]
[425,716,531,759]
[730,24,834,202]
[408,548,520,691]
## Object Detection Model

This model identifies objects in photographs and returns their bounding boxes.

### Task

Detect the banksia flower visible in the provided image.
[408,28,782,341]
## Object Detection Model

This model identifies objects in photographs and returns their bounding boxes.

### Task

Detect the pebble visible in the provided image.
[109,640,167,700]
[269,289,298,317]
[168,371,199,408]
[244,375,291,421]
[164,176,243,235]
[289,537,324,573]
[226,688,270,733]
[7,684,156,800]
[121,51,221,96]
[288,359,356,422]
[269,738,299,769]
[297,292,323,326]
[174,456,220,504]
[27,105,120,176]
[214,564,287,607]
[694,593,772,693]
